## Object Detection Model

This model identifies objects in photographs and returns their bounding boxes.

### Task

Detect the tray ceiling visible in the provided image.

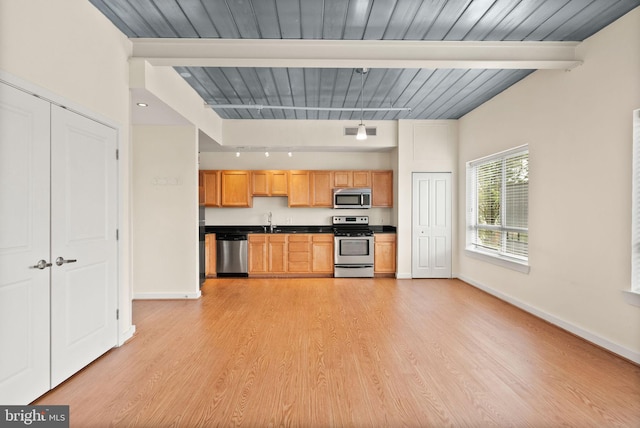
[90,0,639,120]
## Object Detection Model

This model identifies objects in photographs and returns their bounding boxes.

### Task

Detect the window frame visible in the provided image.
[466,145,530,273]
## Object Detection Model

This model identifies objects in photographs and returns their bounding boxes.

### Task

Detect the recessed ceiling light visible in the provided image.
[136,102,148,107]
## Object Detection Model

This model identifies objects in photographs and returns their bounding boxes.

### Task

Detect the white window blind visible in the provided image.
[633,109,640,292]
[467,145,529,263]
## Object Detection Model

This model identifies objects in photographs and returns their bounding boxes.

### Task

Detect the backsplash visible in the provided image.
[205,196,393,226]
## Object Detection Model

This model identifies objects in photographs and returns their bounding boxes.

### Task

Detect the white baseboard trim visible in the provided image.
[396,273,412,279]
[458,275,640,365]
[117,325,136,347]
[133,291,202,300]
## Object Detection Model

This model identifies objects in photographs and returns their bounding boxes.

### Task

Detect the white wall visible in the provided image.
[132,125,200,298]
[222,119,397,151]
[396,120,458,278]
[458,8,640,361]
[0,0,134,343]
[199,150,395,227]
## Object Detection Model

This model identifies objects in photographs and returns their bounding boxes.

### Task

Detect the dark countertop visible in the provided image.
[205,225,396,234]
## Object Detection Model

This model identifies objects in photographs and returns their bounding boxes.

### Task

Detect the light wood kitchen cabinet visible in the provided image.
[287,234,311,273]
[200,170,221,207]
[374,233,396,276]
[205,233,216,277]
[221,170,252,207]
[249,234,287,274]
[352,170,371,187]
[267,235,287,273]
[311,170,333,207]
[248,234,268,274]
[371,170,393,207]
[333,170,371,188]
[333,171,352,188]
[252,170,288,196]
[311,234,334,274]
[288,170,311,207]
[248,233,333,276]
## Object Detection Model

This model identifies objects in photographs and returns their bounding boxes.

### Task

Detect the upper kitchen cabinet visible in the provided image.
[288,170,311,207]
[252,170,288,196]
[333,170,371,188]
[311,171,333,207]
[200,170,221,207]
[220,170,252,207]
[372,171,393,207]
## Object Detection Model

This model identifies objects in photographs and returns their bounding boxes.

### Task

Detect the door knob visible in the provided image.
[30,259,52,269]
[55,257,77,266]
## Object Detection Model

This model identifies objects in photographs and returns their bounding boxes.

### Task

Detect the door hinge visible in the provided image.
[116,309,119,320]
[116,149,119,160]
[116,229,119,240]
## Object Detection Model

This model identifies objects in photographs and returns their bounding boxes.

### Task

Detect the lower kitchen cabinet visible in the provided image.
[288,235,311,273]
[374,233,396,277]
[205,234,216,277]
[248,234,268,274]
[248,234,287,274]
[311,234,334,274]
[248,233,333,277]
[267,235,287,273]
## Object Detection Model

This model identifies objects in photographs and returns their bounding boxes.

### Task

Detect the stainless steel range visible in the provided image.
[333,216,374,278]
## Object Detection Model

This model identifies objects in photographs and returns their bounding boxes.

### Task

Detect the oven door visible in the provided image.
[334,235,374,265]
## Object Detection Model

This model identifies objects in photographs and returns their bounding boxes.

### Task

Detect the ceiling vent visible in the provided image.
[344,126,376,137]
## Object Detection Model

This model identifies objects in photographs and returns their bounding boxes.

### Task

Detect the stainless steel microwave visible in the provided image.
[333,188,372,209]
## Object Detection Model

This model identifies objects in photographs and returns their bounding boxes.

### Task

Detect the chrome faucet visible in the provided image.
[268,211,274,233]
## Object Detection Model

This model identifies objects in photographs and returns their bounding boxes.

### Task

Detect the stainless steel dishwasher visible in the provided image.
[216,233,248,277]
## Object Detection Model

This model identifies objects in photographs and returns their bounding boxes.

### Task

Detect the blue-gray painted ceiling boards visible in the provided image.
[90,0,639,120]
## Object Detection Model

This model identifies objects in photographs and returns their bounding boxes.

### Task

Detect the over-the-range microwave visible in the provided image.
[333,188,372,209]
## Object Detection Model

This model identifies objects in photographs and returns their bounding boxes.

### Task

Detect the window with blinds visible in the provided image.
[467,146,529,263]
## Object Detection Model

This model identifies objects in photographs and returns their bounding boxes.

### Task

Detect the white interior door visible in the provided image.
[0,83,51,404]
[412,173,452,278]
[50,106,118,387]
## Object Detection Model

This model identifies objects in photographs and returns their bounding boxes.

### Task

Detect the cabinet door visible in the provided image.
[221,170,252,207]
[371,170,393,207]
[270,170,288,196]
[311,170,333,207]
[333,171,352,188]
[251,171,270,196]
[205,234,216,276]
[353,170,371,187]
[248,235,268,274]
[251,170,288,196]
[201,170,221,207]
[311,235,334,273]
[288,170,311,207]
[374,234,396,274]
[268,235,287,273]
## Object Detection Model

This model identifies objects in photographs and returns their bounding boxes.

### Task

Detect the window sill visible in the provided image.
[621,290,640,307]
[465,248,530,274]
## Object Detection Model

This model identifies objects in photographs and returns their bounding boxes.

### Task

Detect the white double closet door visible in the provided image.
[0,83,118,404]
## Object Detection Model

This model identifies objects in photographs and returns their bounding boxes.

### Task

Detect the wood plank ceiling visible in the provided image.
[90,0,639,120]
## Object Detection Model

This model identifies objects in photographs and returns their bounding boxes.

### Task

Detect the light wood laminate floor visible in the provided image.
[35,278,640,427]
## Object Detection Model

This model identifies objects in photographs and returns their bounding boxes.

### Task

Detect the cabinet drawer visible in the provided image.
[288,242,310,252]
[288,261,311,272]
[289,251,309,262]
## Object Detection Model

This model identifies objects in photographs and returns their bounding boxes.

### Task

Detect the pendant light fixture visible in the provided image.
[356,68,368,140]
